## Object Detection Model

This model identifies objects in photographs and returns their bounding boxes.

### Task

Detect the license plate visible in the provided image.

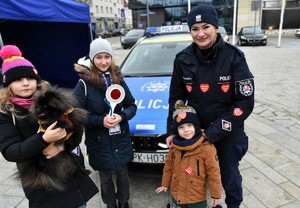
[133,152,167,164]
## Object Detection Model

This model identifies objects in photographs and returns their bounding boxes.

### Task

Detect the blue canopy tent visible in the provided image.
[0,0,92,87]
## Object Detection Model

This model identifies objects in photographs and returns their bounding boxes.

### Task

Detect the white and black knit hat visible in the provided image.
[89,38,113,61]
[173,100,201,134]
[187,4,219,29]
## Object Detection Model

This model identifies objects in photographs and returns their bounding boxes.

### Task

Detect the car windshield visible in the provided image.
[243,27,263,34]
[126,29,144,36]
[121,40,190,76]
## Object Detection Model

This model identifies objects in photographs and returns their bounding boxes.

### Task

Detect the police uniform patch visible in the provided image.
[221,83,230,93]
[186,84,192,92]
[233,108,243,116]
[238,80,253,96]
[222,119,232,131]
[200,83,209,93]
[195,15,202,22]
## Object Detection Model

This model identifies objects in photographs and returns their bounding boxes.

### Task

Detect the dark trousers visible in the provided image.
[215,138,248,208]
[170,195,207,208]
[99,165,130,206]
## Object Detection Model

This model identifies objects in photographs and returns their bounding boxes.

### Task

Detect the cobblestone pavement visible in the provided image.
[235,41,300,208]
[0,37,299,208]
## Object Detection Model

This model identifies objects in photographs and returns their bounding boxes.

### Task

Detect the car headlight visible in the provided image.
[262,35,267,39]
[240,36,246,40]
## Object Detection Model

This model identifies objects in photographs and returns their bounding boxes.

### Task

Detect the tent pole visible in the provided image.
[89,23,94,41]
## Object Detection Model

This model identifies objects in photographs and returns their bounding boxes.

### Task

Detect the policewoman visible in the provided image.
[73,38,137,208]
[166,4,255,208]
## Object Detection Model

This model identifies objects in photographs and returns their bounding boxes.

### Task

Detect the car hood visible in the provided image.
[124,76,170,135]
[124,36,141,40]
[241,33,265,38]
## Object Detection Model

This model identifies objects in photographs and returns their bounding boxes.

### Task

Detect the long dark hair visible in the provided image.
[88,60,123,88]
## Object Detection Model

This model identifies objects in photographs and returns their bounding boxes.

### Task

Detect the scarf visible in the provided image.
[172,133,206,151]
[10,97,34,109]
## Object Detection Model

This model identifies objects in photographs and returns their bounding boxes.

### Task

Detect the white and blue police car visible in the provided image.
[120,25,192,165]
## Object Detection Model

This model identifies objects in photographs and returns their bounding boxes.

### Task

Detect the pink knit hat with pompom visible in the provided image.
[0,45,40,87]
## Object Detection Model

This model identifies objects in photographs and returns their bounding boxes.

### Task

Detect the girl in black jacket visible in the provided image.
[73,38,137,208]
[0,45,98,208]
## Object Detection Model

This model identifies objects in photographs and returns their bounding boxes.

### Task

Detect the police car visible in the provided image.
[120,25,192,164]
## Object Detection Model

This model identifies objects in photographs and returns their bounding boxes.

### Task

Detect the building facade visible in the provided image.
[128,0,300,34]
[89,0,133,33]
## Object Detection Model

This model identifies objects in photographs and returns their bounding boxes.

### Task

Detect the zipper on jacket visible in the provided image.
[197,159,200,176]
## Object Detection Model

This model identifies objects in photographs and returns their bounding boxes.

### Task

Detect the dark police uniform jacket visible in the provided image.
[167,34,255,144]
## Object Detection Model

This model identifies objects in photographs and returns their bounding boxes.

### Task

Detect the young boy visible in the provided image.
[156,100,222,208]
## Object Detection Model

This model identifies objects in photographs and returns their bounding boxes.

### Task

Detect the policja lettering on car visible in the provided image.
[135,99,168,109]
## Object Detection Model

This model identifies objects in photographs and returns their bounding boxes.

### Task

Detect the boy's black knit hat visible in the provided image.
[187,4,219,29]
[173,100,201,134]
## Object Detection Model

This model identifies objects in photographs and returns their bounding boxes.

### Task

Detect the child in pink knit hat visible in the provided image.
[0,45,98,208]
[0,45,40,87]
